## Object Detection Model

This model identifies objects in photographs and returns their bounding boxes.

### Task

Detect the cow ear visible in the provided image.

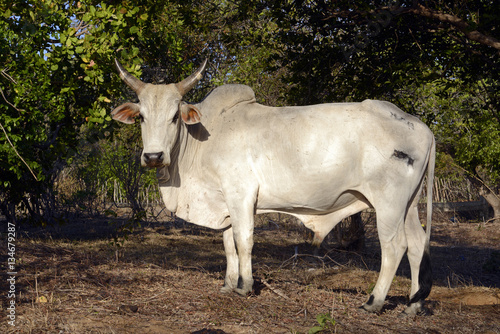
[111,103,141,124]
[179,102,202,125]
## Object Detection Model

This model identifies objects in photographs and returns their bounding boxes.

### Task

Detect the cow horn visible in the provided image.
[176,59,208,96]
[114,59,145,94]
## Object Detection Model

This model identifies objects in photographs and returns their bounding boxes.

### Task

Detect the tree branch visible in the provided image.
[408,3,500,50]
[324,4,500,50]
[1,69,17,84]
[0,121,38,181]
[452,162,500,204]
[0,82,38,181]
[0,86,22,112]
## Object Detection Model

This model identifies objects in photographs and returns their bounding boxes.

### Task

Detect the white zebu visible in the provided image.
[111,59,435,315]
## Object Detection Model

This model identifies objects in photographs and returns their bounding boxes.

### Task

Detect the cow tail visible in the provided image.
[409,136,435,305]
[425,137,435,249]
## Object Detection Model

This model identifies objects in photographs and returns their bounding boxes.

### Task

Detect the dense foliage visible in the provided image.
[254,0,500,216]
[254,0,500,181]
[0,0,211,223]
[1,0,499,222]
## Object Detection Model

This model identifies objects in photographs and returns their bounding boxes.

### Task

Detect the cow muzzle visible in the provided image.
[143,152,166,168]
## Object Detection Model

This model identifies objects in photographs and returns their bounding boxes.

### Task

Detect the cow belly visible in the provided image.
[256,184,368,215]
[247,129,363,213]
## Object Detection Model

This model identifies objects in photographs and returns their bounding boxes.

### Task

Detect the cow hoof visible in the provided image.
[359,296,383,313]
[400,301,428,317]
[220,285,234,294]
[234,288,251,296]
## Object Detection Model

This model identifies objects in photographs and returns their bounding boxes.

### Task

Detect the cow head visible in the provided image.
[111,59,207,173]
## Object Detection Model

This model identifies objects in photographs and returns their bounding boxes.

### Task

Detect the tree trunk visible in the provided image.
[335,212,365,250]
[480,188,500,222]
[0,201,17,224]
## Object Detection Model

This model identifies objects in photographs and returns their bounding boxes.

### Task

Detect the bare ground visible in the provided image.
[1,210,500,334]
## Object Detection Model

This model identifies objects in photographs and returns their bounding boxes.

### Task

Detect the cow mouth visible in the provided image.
[144,161,166,168]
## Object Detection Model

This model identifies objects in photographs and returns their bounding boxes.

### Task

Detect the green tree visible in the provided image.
[0,0,261,223]
[4,0,498,224]
[0,0,180,223]
[240,0,500,219]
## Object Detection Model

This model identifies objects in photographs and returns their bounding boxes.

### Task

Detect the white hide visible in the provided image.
[113,81,435,316]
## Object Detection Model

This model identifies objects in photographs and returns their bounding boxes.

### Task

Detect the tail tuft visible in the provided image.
[408,246,432,304]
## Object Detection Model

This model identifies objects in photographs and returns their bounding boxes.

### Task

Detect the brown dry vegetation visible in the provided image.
[2,210,500,334]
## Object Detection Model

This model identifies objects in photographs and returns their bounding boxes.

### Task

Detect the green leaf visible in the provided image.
[308,326,324,334]
[89,117,103,123]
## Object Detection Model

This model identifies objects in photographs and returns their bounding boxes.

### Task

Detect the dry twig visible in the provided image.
[261,279,291,300]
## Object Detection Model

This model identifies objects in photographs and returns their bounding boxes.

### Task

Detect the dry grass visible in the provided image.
[2,211,500,333]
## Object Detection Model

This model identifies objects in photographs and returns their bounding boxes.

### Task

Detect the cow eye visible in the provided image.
[172,112,179,123]
[138,114,144,123]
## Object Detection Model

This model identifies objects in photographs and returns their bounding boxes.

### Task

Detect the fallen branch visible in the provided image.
[279,252,349,270]
[485,217,500,224]
[261,279,291,300]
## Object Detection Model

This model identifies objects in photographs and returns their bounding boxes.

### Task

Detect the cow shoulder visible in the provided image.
[199,84,256,116]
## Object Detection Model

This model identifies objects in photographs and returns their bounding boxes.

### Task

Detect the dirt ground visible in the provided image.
[1,209,500,333]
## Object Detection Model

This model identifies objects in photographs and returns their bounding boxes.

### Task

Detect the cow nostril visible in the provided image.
[143,152,164,165]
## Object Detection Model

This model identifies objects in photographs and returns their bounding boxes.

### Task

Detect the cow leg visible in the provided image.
[361,210,407,313]
[222,185,257,296]
[232,217,255,296]
[221,225,239,293]
[403,205,431,316]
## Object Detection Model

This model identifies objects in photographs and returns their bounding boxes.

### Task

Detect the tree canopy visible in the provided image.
[234,0,500,215]
[1,0,499,222]
[0,0,202,221]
